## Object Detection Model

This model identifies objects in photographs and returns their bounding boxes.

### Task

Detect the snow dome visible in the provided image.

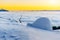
[27,17,52,31]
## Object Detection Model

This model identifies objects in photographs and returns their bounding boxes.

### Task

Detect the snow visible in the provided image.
[0,11,60,40]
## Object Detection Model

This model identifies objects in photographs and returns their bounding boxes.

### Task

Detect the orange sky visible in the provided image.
[0,0,60,10]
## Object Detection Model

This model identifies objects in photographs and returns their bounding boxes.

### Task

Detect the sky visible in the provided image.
[0,0,60,10]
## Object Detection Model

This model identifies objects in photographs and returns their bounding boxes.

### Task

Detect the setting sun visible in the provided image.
[48,0,59,6]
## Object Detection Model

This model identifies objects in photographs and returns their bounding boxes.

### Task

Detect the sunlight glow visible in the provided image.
[48,0,59,5]
[0,0,60,10]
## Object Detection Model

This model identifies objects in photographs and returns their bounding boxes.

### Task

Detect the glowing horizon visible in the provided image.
[0,0,60,10]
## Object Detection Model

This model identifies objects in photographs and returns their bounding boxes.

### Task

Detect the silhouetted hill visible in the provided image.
[0,9,8,12]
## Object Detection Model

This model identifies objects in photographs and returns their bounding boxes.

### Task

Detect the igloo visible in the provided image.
[27,17,52,31]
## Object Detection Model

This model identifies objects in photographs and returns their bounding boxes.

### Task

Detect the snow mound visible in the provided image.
[27,17,52,31]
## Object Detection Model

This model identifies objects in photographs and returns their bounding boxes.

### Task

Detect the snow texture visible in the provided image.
[0,12,60,40]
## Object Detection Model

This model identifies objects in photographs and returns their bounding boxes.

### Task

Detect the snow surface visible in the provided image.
[0,11,60,40]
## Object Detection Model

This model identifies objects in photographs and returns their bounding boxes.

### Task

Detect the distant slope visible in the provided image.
[0,9,8,12]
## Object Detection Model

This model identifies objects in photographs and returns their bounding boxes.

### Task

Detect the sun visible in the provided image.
[48,0,59,5]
